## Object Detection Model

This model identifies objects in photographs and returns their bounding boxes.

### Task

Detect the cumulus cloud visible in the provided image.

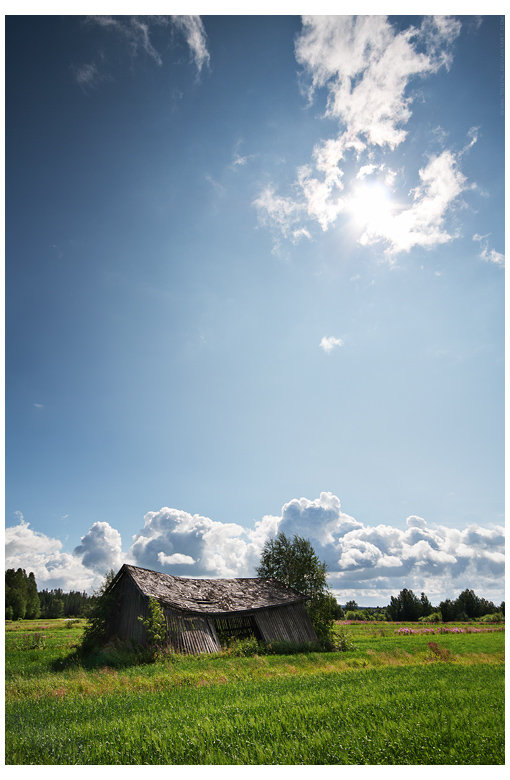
[158,552,195,566]
[73,521,124,574]
[5,494,504,605]
[255,15,473,258]
[251,492,504,604]
[5,514,101,592]
[128,507,263,577]
[320,336,344,353]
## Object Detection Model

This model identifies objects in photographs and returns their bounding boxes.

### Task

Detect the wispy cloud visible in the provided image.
[473,233,505,267]
[72,61,105,91]
[320,336,344,353]
[33,403,44,409]
[229,139,255,169]
[356,149,470,255]
[74,15,210,88]
[205,174,226,197]
[295,15,459,149]
[171,15,210,75]
[255,15,472,257]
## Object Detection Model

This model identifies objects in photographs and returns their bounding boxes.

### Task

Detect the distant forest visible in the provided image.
[4,567,505,623]
[5,568,95,620]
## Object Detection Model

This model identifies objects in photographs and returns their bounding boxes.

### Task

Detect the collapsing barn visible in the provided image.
[102,564,318,654]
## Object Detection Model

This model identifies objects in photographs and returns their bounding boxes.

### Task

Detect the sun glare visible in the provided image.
[347,181,394,230]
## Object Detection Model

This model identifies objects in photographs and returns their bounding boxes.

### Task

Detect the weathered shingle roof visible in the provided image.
[114,564,306,614]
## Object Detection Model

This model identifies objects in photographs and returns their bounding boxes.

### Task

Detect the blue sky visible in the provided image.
[4,11,505,606]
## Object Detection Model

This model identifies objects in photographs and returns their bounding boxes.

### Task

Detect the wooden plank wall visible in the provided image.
[254,602,318,644]
[114,575,148,644]
[110,572,317,652]
[164,608,221,654]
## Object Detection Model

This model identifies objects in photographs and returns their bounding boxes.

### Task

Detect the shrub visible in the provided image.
[262,639,323,655]
[16,632,46,650]
[478,612,504,624]
[80,570,118,653]
[335,626,356,652]
[72,639,144,669]
[222,637,262,657]
[345,610,366,621]
[419,612,442,623]
[427,641,450,662]
[218,635,351,657]
[137,597,168,662]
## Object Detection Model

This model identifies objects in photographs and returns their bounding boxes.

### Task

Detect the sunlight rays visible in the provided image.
[346,180,396,232]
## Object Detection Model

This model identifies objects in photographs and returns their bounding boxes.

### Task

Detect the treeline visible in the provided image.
[343,588,505,623]
[5,568,40,620]
[5,568,95,620]
[5,569,506,624]
[38,588,94,618]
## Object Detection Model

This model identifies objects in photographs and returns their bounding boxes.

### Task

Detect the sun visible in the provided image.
[347,181,394,231]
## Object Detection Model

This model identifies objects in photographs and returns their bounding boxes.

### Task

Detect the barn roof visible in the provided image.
[113,564,306,614]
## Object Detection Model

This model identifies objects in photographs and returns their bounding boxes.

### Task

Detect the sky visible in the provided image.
[4,9,506,607]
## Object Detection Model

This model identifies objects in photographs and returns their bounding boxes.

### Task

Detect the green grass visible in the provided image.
[5,618,505,765]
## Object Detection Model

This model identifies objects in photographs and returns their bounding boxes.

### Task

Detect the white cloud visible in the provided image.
[86,16,164,65]
[255,15,470,257]
[129,507,263,578]
[73,521,124,574]
[205,174,226,197]
[158,552,195,566]
[253,186,307,250]
[6,513,59,559]
[73,62,103,91]
[356,149,470,255]
[5,494,504,604]
[76,15,210,88]
[171,16,210,74]
[357,164,378,179]
[473,233,505,267]
[259,492,504,604]
[319,336,344,353]
[296,15,459,151]
[297,163,345,230]
[5,514,102,592]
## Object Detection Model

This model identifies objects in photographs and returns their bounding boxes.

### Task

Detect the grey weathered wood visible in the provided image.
[103,563,318,654]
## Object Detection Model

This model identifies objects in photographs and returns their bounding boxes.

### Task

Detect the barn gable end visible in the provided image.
[104,564,318,653]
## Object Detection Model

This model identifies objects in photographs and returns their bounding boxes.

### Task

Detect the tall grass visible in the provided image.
[5,618,505,765]
[6,665,504,764]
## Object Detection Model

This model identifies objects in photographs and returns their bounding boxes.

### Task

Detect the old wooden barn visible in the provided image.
[102,563,318,653]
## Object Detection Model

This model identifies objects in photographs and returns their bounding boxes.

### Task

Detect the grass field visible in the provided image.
[5,618,505,765]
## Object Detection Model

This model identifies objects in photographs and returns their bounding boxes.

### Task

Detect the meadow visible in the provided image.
[5,618,505,765]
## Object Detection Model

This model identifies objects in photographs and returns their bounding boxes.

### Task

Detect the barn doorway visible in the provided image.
[214,614,262,646]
